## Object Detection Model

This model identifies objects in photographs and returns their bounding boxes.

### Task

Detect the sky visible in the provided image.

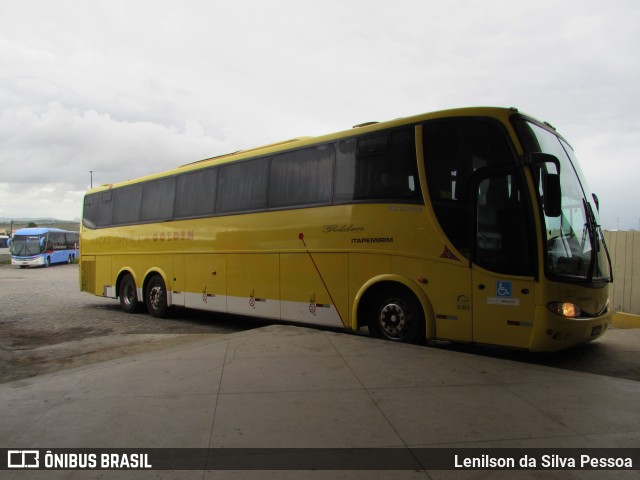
[1,0,639,230]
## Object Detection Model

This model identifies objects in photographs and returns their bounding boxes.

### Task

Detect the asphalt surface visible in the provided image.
[1,261,639,478]
[2,324,639,479]
[0,262,639,384]
[0,262,264,383]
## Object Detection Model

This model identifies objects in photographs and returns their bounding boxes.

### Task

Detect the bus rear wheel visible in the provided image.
[368,287,423,344]
[145,275,169,318]
[119,274,142,313]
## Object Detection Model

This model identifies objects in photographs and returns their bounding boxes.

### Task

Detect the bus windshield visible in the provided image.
[515,120,612,283]
[10,235,44,256]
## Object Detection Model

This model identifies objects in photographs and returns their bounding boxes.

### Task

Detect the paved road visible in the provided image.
[0,263,263,382]
[430,329,640,382]
[1,263,638,384]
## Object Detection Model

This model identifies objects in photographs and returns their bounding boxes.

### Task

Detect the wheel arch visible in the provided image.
[353,274,436,340]
[115,268,139,300]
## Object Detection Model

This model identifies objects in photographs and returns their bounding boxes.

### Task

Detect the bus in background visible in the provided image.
[10,228,79,268]
[79,107,612,352]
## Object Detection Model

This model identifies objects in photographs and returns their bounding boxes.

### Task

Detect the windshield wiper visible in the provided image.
[584,200,613,283]
[583,199,597,282]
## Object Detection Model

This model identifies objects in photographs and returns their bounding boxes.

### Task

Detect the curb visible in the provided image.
[612,311,640,329]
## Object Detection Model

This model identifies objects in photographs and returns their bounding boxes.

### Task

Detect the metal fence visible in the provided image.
[604,230,640,314]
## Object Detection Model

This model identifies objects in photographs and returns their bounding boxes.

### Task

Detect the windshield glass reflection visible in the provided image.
[515,120,611,282]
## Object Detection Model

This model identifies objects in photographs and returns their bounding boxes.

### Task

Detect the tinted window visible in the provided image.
[334,138,357,200]
[47,232,63,250]
[82,127,426,229]
[335,129,421,203]
[423,121,514,202]
[216,158,268,213]
[175,168,218,219]
[141,177,176,221]
[113,185,142,225]
[474,173,534,276]
[269,144,334,207]
[83,195,97,228]
[422,120,515,256]
[96,191,113,227]
[66,232,79,247]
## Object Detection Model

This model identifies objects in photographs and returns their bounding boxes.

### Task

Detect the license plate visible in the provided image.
[591,325,603,337]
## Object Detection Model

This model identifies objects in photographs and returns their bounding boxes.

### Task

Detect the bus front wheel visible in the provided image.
[368,287,423,344]
[119,274,142,314]
[145,275,169,318]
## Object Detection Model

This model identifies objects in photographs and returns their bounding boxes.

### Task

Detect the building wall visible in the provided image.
[604,230,640,314]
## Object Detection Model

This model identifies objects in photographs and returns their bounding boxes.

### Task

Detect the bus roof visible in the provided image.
[86,106,529,194]
[13,227,76,236]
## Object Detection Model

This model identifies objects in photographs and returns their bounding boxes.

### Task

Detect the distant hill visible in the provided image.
[0,219,80,234]
[0,217,80,223]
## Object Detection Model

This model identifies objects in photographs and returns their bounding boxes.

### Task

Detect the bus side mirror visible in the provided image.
[525,153,562,218]
[543,172,562,217]
[592,193,600,212]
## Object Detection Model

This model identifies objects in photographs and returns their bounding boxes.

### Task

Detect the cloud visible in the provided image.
[0,102,225,185]
[0,182,85,220]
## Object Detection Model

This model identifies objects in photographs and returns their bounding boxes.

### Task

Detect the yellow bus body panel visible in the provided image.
[79,107,611,352]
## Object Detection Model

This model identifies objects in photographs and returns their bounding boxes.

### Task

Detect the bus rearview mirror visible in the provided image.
[543,173,561,218]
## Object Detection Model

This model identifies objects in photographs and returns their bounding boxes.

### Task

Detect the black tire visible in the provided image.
[44,257,51,268]
[119,274,142,313]
[145,275,169,318]
[368,286,423,344]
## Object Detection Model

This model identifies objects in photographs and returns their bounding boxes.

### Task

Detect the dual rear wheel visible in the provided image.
[118,273,168,318]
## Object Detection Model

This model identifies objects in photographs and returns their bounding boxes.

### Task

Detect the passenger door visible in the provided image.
[470,170,537,348]
[421,119,538,347]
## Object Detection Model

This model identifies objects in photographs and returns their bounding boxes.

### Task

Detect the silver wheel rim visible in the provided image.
[379,300,408,340]
[123,283,135,307]
[149,284,164,310]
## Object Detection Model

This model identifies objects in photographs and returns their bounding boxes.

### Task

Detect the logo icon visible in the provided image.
[496,281,512,298]
[8,450,39,468]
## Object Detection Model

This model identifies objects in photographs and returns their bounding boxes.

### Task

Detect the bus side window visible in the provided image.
[175,168,218,219]
[97,191,113,227]
[84,192,113,229]
[334,128,421,203]
[83,195,96,229]
[269,144,334,208]
[216,158,269,213]
[141,177,176,222]
[334,139,357,201]
[474,174,534,276]
[422,120,515,257]
[113,184,143,225]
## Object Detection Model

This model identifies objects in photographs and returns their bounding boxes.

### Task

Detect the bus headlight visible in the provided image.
[547,302,582,318]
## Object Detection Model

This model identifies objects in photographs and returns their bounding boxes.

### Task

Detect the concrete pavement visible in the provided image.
[1,324,639,479]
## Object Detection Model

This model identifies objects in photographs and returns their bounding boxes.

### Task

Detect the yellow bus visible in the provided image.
[80,107,612,352]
